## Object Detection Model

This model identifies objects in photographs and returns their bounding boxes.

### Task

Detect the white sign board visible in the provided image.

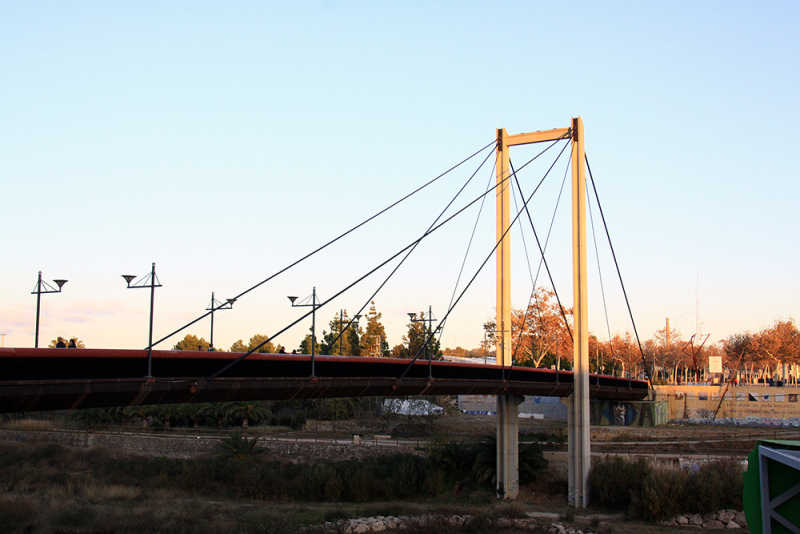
[708,356,723,373]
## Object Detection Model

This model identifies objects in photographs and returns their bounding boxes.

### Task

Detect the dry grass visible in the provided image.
[0,419,53,431]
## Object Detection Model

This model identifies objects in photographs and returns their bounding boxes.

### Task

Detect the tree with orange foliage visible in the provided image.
[489,287,573,369]
[753,319,800,384]
[723,332,754,385]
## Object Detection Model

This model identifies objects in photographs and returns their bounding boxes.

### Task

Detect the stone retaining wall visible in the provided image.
[0,430,418,462]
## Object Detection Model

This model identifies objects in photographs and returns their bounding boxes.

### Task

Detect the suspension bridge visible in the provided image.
[4,118,653,507]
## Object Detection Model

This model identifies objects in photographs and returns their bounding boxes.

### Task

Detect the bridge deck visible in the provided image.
[0,348,649,413]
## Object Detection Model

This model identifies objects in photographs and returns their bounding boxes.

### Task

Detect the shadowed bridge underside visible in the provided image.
[0,348,649,413]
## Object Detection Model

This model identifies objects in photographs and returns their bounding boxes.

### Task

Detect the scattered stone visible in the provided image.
[703,512,718,522]
[311,511,750,534]
[734,511,747,527]
[447,516,464,526]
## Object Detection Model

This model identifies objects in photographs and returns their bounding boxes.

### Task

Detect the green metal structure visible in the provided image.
[744,440,800,534]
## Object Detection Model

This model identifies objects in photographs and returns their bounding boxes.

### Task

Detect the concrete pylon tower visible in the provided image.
[495,121,587,501]
[567,117,590,508]
[495,127,517,499]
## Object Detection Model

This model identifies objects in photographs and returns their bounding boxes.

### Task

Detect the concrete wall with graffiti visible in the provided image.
[458,395,567,421]
[655,385,800,426]
[589,400,668,426]
[458,395,668,426]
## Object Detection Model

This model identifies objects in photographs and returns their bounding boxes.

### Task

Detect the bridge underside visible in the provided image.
[0,348,648,413]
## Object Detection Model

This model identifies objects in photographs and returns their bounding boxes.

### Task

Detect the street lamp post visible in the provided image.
[288,287,320,377]
[408,305,437,378]
[206,292,236,350]
[31,271,68,348]
[122,263,162,378]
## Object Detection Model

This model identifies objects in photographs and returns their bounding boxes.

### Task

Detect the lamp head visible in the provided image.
[354,314,362,322]
[53,279,68,289]
[226,298,237,305]
[407,312,416,320]
[287,296,298,304]
[122,275,136,286]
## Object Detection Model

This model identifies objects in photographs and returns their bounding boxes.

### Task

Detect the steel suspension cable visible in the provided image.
[322,144,498,355]
[400,139,572,380]
[439,161,496,339]
[503,155,574,382]
[586,176,614,374]
[585,154,652,388]
[148,140,497,349]
[508,154,572,363]
[510,154,575,337]
[436,136,567,348]
[206,152,519,380]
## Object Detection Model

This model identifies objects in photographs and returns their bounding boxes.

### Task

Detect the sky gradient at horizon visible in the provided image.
[2,2,799,352]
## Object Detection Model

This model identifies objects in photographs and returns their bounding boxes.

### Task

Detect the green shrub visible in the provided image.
[293,464,341,501]
[99,455,184,486]
[422,468,446,495]
[591,457,745,521]
[428,438,479,481]
[683,460,744,513]
[470,436,548,488]
[291,411,307,429]
[348,469,378,502]
[237,510,297,534]
[518,443,548,484]
[588,456,652,511]
[53,504,95,528]
[684,464,724,513]
[0,496,39,534]
[31,443,63,462]
[323,508,352,522]
[278,415,293,427]
[216,432,265,461]
[630,469,689,521]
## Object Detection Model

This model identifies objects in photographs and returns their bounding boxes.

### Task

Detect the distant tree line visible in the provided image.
[172,301,441,360]
[170,288,800,384]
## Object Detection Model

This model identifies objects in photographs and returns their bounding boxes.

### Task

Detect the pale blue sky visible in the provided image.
[2,1,798,352]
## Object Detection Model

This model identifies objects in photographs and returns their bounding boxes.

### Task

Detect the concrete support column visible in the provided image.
[497,394,524,499]
[568,116,591,508]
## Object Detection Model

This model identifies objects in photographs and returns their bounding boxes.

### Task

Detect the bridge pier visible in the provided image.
[496,394,524,499]
[565,388,590,508]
